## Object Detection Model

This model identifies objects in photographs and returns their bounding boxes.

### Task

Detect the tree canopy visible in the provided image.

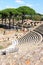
[16,6,36,15]
[0,6,43,21]
[0,6,36,17]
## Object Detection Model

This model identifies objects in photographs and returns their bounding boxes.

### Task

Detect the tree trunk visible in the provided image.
[22,14,25,24]
[5,18,6,26]
[22,16,24,24]
[9,18,11,29]
[13,18,14,28]
[2,18,3,25]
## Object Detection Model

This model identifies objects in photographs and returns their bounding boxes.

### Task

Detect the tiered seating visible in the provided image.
[34,24,43,36]
[0,31,42,55]
[18,31,42,44]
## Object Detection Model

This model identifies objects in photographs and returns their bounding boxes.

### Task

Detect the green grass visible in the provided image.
[0,46,4,49]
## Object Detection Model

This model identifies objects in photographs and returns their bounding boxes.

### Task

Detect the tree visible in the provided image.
[33,14,41,21]
[0,6,42,29]
[0,10,9,26]
[0,11,4,24]
[3,8,19,28]
[21,12,25,24]
[17,6,36,15]
[16,6,36,22]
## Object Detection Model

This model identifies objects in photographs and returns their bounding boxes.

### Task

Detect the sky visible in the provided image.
[0,0,43,14]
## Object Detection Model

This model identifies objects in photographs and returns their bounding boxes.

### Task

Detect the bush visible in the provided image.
[32,15,41,21]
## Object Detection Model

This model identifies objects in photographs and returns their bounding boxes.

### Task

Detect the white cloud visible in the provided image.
[5,5,16,8]
[15,0,25,4]
[6,6,12,8]
[26,4,33,7]
[16,0,22,2]
[15,0,33,7]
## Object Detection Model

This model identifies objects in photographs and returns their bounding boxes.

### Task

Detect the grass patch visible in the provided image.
[0,46,4,49]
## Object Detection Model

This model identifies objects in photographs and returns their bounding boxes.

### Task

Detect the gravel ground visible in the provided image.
[0,23,43,65]
[0,39,43,65]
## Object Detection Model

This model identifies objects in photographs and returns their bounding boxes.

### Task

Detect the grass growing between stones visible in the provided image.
[0,46,4,49]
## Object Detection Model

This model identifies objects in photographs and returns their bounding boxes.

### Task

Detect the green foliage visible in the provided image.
[32,15,41,21]
[0,6,42,21]
[17,6,36,15]
[4,8,18,15]
[0,46,3,49]
[41,18,43,21]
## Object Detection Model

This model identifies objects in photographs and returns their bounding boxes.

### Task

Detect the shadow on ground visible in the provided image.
[0,24,14,29]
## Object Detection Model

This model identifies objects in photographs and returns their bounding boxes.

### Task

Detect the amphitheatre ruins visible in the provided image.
[0,19,43,65]
[0,4,43,65]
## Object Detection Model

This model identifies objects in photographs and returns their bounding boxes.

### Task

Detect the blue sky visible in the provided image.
[0,0,43,14]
